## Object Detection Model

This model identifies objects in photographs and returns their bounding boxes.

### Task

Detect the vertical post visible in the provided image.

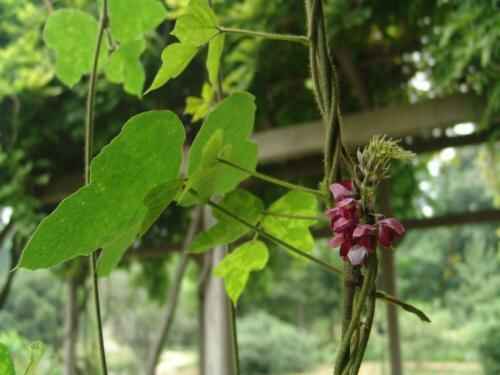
[199,206,237,375]
[379,180,403,375]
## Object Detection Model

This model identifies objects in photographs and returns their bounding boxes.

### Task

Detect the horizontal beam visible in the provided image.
[313,209,500,238]
[254,94,485,163]
[402,209,500,230]
[38,94,490,205]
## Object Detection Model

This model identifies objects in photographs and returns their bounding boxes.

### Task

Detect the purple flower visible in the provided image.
[353,224,376,252]
[378,218,405,247]
[330,181,354,202]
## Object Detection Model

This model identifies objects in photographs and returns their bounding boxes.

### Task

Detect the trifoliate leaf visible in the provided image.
[146,43,199,93]
[0,344,15,375]
[19,111,185,275]
[207,33,225,86]
[43,9,103,87]
[108,0,167,43]
[105,39,146,96]
[261,190,318,252]
[190,189,263,253]
[171,0,219,46]
[214,240,269,304]
[187,92,257,198]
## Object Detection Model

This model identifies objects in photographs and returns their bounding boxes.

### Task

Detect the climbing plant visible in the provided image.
[17,0,430,374]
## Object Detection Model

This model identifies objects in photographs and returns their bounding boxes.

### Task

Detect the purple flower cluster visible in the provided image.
[326,181,405,266]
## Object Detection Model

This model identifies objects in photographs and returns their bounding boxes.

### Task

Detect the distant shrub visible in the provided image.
[479,324,500,375]
[237,311,319,375]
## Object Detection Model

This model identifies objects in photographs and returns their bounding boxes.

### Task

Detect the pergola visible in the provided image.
[26,92,500,375]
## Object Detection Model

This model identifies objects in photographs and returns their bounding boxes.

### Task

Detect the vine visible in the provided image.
[84,0,109,373]
[17,1,430,374]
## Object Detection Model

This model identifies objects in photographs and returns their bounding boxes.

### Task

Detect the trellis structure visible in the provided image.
[28,91,500,375]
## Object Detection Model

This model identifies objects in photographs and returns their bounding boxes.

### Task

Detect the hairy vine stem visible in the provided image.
[84,0,109,373]
[217,158,326,199]
[218,26,309,46]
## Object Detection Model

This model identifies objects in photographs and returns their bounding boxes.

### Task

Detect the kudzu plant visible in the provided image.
[17,0,430,374]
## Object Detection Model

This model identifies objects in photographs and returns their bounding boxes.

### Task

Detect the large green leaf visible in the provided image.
[43,9,103,87]
[19,111,185,275]
[108,0,167,43]
[105,39,146,96]
[0,344,15,375]
[207,33,225,86]
[171,0,219,46]
[261,191,318,252]
[146,43,199,94]
[187,92,257,198]
[214,240,269,305]
[190,189,264,253]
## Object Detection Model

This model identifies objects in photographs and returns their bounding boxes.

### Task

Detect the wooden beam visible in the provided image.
[312,209,500,239]
[254,94,485,163]
[38,94,490,205]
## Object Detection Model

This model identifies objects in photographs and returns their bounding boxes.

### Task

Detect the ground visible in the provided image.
[155,351,482,375]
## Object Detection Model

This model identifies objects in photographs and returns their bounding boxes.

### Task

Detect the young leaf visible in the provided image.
[179,129,225,204]
[185,83,214,122]
[261,190,318,252]
[105,39,146,96]
[188,92,258,197]
[43,9,103,87]
[207,33,225,86]
[108,0,167,43]
[18,111,185,273]
[171,0,219,46]
[146,43,199,93]
[190,189,264,253]
[0,344,15,375]
[214,240,269,305]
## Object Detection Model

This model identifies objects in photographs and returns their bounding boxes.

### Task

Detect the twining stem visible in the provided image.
[349,282,377,374]
[334,255,377,375]
[205,198,343,275]
[218,26,309,46]
[84,0,109,373]
[217,158,326,199]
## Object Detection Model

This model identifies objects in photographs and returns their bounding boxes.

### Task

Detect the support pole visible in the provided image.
[379,180,403,375]
[199,206,237,375]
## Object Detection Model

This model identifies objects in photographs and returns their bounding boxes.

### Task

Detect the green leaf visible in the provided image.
[190,189,263,253]
[187,92,257,198]
[19,111,185,275]
[214,240,269,305]
[261,191,318,252]
[146,43,199,93]
[179,130,226,205]
[171,0,219,46]
[185,83,214,122]
[43,9,103,87]
[108,0,167,43]
[0,344,15,375]
[207,33,225,86]
[105,39,146,96]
